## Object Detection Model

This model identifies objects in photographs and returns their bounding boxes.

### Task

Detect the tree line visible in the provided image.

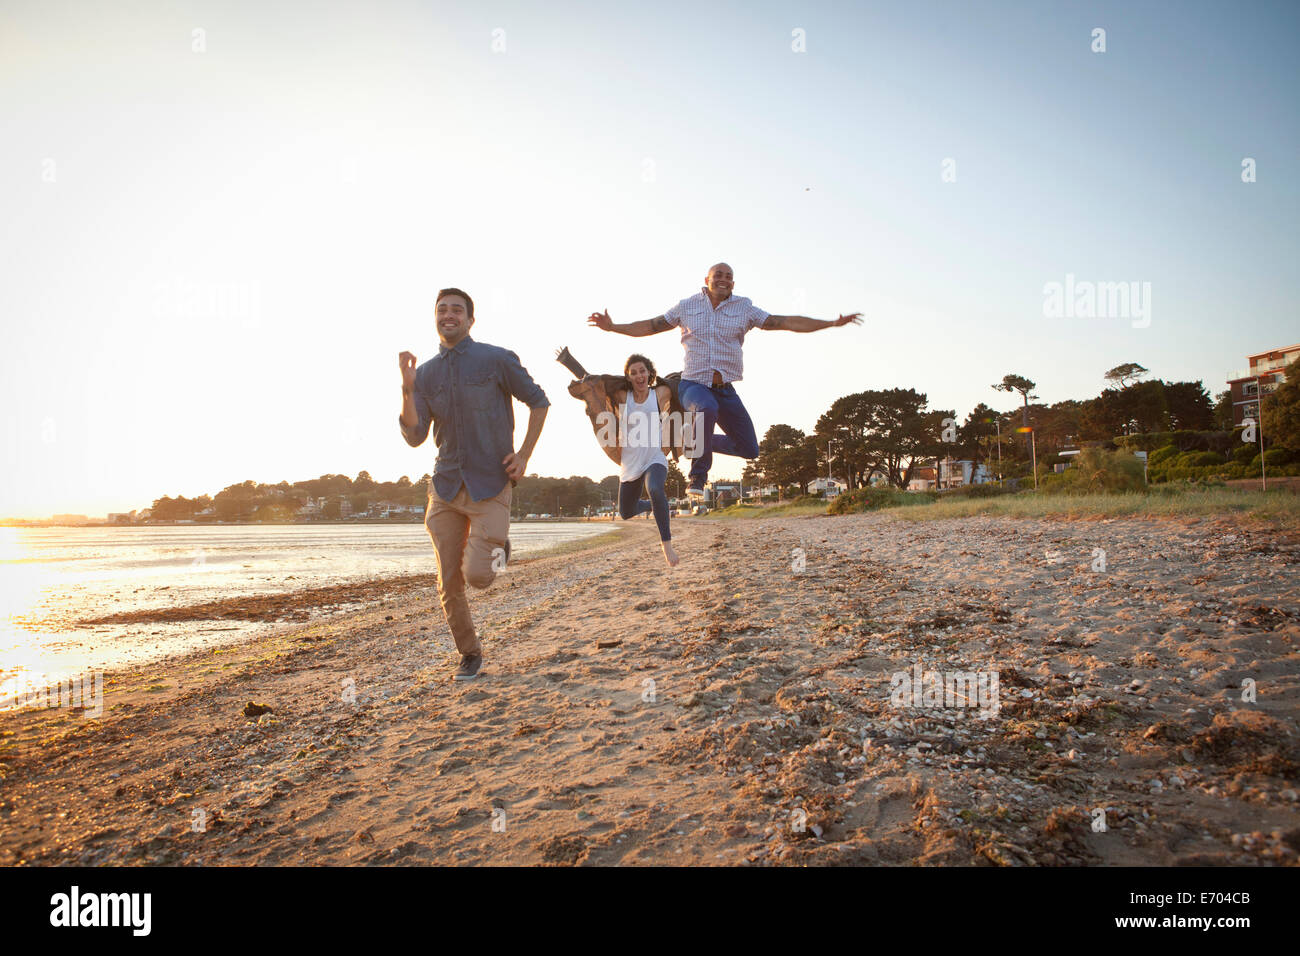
[741,362,1231,494]
[143,359,1298,519]
[147,462,692,522]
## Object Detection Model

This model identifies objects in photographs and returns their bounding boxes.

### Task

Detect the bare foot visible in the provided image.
[661,540,679,567]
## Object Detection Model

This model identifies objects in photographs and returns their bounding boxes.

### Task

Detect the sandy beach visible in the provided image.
[2,511,1297,866]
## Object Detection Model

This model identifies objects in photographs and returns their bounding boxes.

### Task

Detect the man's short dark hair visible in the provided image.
[436,287,474,318]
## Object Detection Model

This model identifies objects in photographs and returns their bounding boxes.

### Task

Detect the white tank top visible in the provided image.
[619,388,670,483]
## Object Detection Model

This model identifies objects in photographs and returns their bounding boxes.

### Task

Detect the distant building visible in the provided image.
[106,511,136,524]
[709,481,743,506]
[1228,344,1300,426]
[51,514,90,525]
[908,466,937,492]
[911,459,990,490]
[937,459,990,488]
[809,477,846,497]
[378,503,423,518]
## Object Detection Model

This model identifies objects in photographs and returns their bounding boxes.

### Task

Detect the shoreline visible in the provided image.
[0,525,627,691]
[61,527,627,629]
[1,516,653,529]
[2,512,1296,866]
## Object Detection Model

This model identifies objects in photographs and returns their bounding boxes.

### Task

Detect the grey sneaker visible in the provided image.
[453,653,483,681]
[687,481,706,499]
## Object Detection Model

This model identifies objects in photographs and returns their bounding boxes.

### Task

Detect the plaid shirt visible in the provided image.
[664,290,770,386]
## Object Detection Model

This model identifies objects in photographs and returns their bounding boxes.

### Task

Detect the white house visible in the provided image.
[809,477,846,497]
[937,459,990,488]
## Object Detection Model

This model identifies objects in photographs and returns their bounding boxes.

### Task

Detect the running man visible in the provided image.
[399,288,549,680]
[587,262,860,497]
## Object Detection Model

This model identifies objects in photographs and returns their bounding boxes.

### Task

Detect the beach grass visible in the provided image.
[703,499,830,519]
[887,487,1300,523]
[703,486,1300,525]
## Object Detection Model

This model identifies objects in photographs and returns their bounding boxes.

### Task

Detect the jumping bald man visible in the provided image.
[588,263,861,498]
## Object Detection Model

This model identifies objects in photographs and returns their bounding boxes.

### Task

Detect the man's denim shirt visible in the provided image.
[399,336,549,502]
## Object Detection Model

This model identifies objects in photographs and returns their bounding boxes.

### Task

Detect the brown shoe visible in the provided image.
[453,653,483,681]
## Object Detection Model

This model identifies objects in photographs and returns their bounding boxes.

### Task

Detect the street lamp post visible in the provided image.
[1030,427,1038,490]
[995,419,1003,485]
[839,426,852,489]
[1255,377,1267,491]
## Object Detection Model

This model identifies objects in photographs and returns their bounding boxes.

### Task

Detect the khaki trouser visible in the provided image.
[424,482,512,656]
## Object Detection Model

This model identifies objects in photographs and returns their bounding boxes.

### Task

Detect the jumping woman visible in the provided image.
[611,354,678,567]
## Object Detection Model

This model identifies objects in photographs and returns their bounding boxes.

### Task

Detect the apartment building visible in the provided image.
[1227,344,1300,426]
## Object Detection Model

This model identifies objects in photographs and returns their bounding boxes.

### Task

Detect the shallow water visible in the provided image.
[0,522,612,697]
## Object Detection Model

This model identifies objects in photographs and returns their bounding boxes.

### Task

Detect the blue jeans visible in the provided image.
[677,380,760,484]
[619,462,671,541]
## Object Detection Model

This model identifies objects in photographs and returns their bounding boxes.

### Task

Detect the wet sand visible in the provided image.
[1,511,1297,866]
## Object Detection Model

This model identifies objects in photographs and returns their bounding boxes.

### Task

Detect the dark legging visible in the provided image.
[618,463,671,541]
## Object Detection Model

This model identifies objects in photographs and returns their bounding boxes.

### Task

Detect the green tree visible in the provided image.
[1212,389,1234,431]
[1163,381,1214,431]
[753,424,820,494]
[820,389,949,490]
[665,460,687,499]
[992,374,1037,429]
[813,393,879,489]
[1104,362,1148,389]
[214,480,259,520]
[598,474,621,508]
[1010,400,1082,455]
[1078,390,1126,441]
[1117,380,1169,435]
[960,403,1011,476]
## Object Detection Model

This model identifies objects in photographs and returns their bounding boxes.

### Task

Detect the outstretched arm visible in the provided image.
[588,310,673,337]
[761,313,863,332]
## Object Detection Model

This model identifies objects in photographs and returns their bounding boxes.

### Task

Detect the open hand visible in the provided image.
[587,310,613,332]
[834,313,863,327]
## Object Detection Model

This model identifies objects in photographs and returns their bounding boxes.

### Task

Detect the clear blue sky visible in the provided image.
[1,0,1296,516]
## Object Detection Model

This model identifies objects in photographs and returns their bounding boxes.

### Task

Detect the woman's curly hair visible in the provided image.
[623,353,657,385]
